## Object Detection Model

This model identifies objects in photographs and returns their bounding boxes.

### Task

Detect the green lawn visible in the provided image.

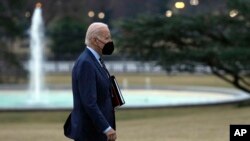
[45,73,233,88]
[0,104,250,141]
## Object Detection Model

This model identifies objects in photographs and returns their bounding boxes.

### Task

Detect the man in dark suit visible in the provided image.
[66,22,117,141]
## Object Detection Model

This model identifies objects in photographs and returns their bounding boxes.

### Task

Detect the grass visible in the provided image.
[0,104,250,141]
[116,105,250,141]
[45,73,233,88]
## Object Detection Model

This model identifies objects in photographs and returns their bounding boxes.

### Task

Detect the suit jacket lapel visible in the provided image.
[85,48,110,81]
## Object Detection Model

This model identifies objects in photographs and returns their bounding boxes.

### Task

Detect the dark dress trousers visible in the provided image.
[66,48,115,141]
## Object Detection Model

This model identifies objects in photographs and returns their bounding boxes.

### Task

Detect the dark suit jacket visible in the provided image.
[65,48,115,141]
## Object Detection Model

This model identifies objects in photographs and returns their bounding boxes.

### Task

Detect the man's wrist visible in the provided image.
[103,126,112,134]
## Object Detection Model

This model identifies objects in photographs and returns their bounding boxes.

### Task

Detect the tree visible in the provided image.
[0,0,28,83]
[48,17,88,60]
[0,0,28,39]
[115,0,250,93]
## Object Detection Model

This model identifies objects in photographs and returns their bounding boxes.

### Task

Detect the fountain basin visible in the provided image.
[0,87,249,110]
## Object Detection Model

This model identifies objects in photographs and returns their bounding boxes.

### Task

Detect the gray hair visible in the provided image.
[85,22,108,46]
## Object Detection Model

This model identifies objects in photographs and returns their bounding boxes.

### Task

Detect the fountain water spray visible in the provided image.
[29,3,45,102]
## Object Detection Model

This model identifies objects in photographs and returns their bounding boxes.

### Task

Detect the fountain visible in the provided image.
[28,3,45,103]
[0,4,249,110]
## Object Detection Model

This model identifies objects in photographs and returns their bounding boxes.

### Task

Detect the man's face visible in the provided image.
[97,27,112,49]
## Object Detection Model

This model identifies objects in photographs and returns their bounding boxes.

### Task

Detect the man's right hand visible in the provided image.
[105,128,117,141]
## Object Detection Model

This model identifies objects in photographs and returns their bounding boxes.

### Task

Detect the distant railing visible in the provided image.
[23,61,214,74]
[23,61,165,73]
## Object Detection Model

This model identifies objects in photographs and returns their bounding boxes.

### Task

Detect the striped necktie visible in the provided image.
[99,58,110,77]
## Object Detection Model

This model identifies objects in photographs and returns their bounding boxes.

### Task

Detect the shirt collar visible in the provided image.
[87,46,102,65]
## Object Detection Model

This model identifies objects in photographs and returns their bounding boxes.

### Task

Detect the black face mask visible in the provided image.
[102,41,114,55]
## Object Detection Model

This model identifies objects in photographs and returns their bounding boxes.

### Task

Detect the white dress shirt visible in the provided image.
[87,46,102,66]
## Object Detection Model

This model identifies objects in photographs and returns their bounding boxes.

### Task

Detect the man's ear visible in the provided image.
[91,37,97,45]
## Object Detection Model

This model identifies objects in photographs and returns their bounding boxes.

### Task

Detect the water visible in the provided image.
[0,88,249,110]
[29,5,45,102]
